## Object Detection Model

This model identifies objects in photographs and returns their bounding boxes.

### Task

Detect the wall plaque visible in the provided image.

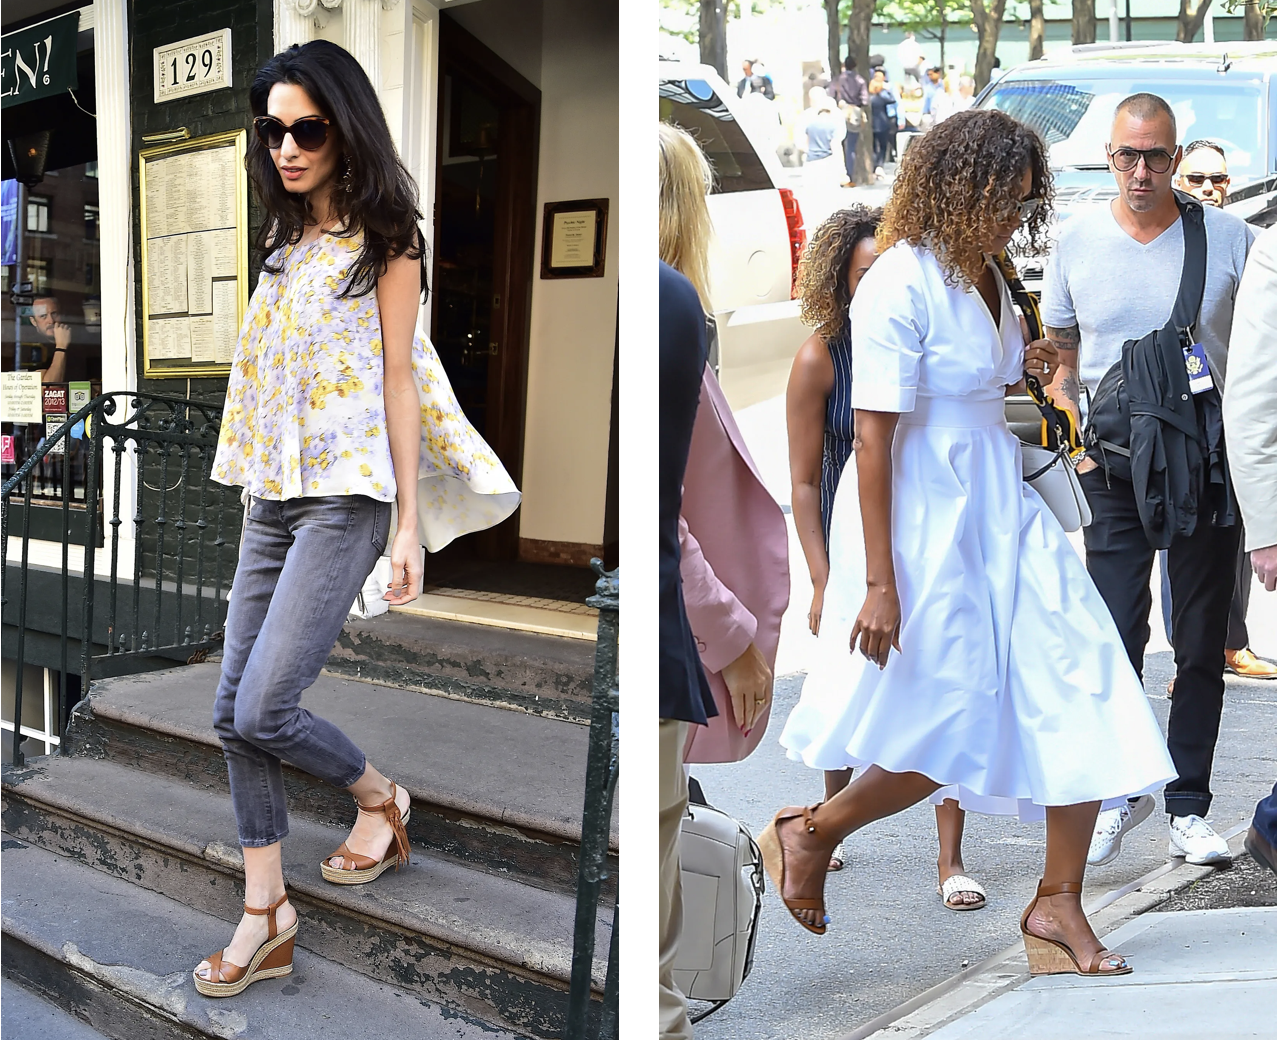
[154,29,232,103]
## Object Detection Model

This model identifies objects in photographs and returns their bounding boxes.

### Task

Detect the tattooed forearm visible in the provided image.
[1060,368,1081,408]
[1044,323,1081,352]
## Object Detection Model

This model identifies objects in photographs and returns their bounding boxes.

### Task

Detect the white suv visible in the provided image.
[660,61,809,409]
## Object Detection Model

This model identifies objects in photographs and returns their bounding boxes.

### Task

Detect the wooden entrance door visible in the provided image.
[432,16,539,561]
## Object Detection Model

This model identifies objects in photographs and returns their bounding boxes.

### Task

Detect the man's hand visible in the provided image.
[53,321,72,353]
[1251,545,1277,592]
[720,642,773,734]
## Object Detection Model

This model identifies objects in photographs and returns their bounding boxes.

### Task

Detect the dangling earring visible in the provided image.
[340,154,354,194]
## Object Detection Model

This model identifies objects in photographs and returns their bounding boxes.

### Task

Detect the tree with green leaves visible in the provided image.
[874,0,972,69]
[1028,0,1045,59]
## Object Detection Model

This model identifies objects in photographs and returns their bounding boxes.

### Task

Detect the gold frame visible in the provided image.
[139,128,249,378]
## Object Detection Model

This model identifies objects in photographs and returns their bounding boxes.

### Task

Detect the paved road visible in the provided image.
[686,393,1277,1040]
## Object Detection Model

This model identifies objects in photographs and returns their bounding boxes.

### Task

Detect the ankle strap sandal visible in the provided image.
[320,780,413,885]
[1020,880,1131,976]
[193,893,297,998]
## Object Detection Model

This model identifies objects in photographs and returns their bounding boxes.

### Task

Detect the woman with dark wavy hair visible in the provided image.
[788,205,985,910]
[195,41,519,996]
[760,109,1175,976]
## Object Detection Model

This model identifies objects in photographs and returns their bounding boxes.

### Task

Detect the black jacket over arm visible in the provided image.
[658,262,717,724]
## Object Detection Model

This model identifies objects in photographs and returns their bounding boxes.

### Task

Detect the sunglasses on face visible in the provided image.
[253,115,331,151]
[1183,172,1229,187]
[1017,198,1043,223]
[1107,146,1176,174]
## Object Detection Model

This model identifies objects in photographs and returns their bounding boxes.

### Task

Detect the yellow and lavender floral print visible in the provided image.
[212,232,520,552]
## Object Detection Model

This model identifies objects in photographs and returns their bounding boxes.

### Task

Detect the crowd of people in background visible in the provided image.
[659,64,1277,1037]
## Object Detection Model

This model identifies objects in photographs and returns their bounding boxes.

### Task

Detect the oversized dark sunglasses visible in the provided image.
[1183,172,1229,187]
[1107,146,1175,174]
[253,115,331,151]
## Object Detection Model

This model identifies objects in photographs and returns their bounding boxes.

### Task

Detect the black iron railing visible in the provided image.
[2,391,241,766]
[567,559,619,1039]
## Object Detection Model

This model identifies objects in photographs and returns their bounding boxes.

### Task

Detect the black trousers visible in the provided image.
[1080,470,1241,818]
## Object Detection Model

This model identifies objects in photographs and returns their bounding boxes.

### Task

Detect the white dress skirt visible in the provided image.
[780,242,1176,820]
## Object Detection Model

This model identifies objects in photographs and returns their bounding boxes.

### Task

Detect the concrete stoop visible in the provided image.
[328,612,597,724]
[2,837,510,1040]
[1,661,615,1039]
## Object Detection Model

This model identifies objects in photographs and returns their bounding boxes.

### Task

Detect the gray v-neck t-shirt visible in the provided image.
[1040,198,1255,406]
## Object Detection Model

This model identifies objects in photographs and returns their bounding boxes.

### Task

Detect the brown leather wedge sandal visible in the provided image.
[320,780,412,885]
[755,804,833,936]
[193,894,297,997]
[1020,880,1132,976]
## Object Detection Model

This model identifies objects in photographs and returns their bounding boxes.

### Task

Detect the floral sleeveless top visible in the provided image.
[212,231,520,552]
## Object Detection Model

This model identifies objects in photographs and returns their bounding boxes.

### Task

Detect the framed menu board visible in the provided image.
[139,129,248,377]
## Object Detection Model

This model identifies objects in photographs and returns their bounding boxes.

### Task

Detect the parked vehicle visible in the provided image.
[976,42,1277,294]
[660,60,809,409]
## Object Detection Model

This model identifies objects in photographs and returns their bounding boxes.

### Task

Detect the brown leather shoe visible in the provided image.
[1245,825,1277,873]
[1225,648,1278,679]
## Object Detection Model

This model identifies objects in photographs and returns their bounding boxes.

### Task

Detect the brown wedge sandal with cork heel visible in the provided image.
[320,780,412,885]
[756,803,834,935]
[1020,880,1132,976]
[193,894,297,997]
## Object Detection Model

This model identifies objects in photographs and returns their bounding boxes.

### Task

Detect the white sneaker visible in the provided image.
[1168,815,1233,866]
[1087,794,1156,866]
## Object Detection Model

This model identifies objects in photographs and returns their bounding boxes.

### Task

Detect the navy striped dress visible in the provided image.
[820,332,855,547]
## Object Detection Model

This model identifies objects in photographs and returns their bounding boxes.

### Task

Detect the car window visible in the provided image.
[659,78,775,194]
[980,76,1268,180]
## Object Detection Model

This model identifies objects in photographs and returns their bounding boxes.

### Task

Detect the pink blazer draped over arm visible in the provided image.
[680,366,790,763]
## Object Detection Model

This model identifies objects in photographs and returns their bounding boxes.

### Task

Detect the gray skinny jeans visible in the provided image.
[214,494,390,847]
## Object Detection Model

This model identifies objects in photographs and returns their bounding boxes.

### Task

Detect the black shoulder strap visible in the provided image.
[1171,196,1207,339]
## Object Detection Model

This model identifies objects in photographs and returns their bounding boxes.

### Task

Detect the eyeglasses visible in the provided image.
[1183,172,1229,187]
[1018,198,1043,223]
[253,115,331,151]
[1107,146,1176,174]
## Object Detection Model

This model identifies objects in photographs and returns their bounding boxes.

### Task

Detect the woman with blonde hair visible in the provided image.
[760,109,1174,977]
[657,120,788,764]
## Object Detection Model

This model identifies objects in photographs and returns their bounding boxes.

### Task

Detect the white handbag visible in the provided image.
[1022,445,1092,532]
[348,556,393,620]
[672,796,764,1020]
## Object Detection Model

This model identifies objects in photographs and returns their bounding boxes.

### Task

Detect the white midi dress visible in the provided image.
[779,242,1176,819]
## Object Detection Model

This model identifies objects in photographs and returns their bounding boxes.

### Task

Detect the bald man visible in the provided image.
[1040,92,1256,870]
[1176,139,1231,209]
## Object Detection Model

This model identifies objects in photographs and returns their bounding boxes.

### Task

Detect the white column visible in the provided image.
[345,0,381,93]
[1109,0,1120,41]
[1203,9,1216,42]
[92,0,137,574]
[276,0,315,51]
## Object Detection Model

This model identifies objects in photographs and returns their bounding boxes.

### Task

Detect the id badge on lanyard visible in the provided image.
[1184,342,1213,395]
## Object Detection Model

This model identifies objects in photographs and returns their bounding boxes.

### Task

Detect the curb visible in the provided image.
[850,821,1250,1040]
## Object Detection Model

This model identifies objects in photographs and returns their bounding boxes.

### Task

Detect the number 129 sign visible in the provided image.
[154,29,232,103]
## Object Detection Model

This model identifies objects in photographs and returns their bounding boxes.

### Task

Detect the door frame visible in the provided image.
[433,15,540,560]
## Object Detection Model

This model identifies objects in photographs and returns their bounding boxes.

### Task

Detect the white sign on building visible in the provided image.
[154,29,232,103]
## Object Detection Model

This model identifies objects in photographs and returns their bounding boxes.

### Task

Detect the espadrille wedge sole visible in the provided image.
[194,895,297,997]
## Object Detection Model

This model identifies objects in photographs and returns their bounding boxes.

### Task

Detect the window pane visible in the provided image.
[660,79,775,194]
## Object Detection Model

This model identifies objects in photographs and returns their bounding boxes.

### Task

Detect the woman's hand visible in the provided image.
[383,527,424,605]
[1023,338,1059,380]
[850,581,901,669]
[720,641,773,734]
[808,580,826,636]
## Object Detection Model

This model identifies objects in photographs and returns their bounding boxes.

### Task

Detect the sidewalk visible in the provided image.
[865,839,1277,1040]
[926,907,1275,1040]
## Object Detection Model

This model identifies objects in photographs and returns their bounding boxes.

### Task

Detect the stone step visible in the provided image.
[1,835,511,1040]
[67,662,617,901]
[2,755,610,1038]
[328,612,597,724]
[0,971,109,1040]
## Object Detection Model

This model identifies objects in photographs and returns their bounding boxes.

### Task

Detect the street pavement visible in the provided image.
[685,392,1277,1040]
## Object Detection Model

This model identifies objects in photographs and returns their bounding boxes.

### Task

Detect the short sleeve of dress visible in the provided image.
[850,243,927,413]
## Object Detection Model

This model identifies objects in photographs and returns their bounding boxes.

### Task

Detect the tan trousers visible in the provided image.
[658,718,692,1039]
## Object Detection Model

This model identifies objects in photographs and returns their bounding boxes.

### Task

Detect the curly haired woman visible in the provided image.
[759,109,1176,977]
[787,206,984,910]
